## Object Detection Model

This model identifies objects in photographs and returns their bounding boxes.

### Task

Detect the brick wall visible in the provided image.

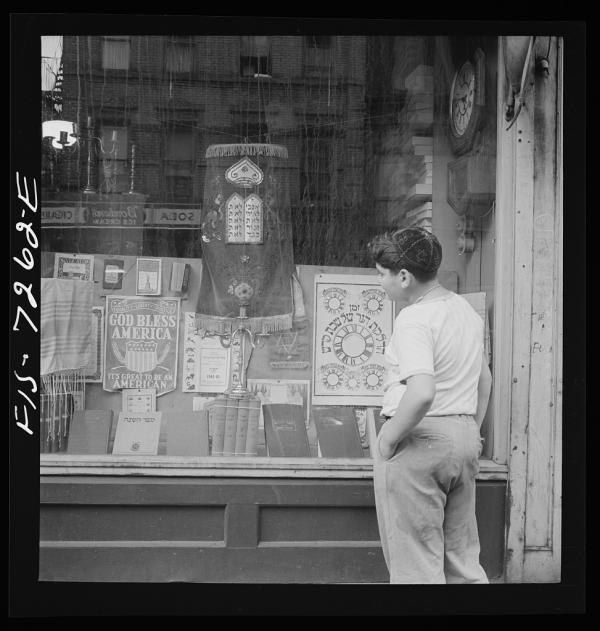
[50,35,384,263]
[58,36,368,206]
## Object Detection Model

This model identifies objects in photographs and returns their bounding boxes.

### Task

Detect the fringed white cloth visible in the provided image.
[40,371,85,452]
[40,278,93,376]
[195,312,293,336]
[205,143,288,159]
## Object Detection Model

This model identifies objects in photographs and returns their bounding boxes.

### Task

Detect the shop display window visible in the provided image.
[40,34,498,470]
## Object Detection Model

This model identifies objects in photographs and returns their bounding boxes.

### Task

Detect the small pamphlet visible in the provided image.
[54,253,95,281]
[136,258,162,295]
[122,388,156,413]
[103,258,125,290]
[112,412,162,455]
[170,261,191,293]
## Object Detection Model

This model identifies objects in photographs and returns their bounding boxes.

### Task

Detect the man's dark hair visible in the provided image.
[368,227,442,283]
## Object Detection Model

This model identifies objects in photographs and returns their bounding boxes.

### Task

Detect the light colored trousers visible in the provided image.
[373,414,489,584]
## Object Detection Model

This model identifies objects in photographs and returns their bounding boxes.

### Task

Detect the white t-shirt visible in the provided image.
[381,292,484,417]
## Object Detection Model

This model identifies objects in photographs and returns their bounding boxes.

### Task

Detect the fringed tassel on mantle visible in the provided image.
[194,312,293,336]
[40,370,85,453]
[205,143,288,159]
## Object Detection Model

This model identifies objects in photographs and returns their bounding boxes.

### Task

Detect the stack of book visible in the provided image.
[405,63,434,94]
[409,153,433,186]
[403,64,434,131]
[205,395,262,456]
[399,135,433,214]
[403,201,433,232]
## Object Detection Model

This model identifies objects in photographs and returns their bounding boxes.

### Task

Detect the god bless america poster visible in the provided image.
[103,296,180,395]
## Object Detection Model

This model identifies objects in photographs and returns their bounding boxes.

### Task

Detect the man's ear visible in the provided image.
[398,268,410,287]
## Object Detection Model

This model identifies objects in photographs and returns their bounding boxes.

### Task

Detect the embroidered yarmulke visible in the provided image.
[394,227,442,273]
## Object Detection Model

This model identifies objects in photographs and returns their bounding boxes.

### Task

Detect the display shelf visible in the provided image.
[40,454,508,480]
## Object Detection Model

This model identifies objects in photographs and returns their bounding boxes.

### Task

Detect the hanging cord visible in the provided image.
[505,36,536,131]
[87,36,94,127]
[256,68,262,142]
[123,40,130,135]
[75,36,82,190]
[245,39,252,142]
[266,57,273,145]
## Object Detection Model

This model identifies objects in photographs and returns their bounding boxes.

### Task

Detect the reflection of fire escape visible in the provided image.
[44,58,63,117]
[42,60,65,192]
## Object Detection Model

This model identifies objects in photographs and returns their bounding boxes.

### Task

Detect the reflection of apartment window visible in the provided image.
[306,35,332,49]
[165,123,194,203]
[304,35,333,75]
[102,36,130,70]
[166,37,193,74]
[240,36,272,77]
[99,125,129,193]
[300,135,332,202]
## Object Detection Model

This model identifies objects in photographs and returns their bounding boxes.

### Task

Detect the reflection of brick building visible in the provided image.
[53,36,371,264]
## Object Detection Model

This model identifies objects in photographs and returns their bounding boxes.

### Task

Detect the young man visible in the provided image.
[368,227,492,584]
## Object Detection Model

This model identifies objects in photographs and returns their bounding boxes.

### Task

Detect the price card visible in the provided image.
[122,388,156,413]
[136,258,162,295]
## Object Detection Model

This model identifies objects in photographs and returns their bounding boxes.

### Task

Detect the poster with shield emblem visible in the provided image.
[313,274,394,406]
[103,296,180,396]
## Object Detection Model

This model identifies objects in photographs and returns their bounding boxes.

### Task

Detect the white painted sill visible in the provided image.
[40,455,507,480]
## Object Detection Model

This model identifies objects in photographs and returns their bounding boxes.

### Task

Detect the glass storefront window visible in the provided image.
[40,34,497,465]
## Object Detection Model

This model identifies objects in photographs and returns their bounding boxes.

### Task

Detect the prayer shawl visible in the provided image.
[196,143,295,334]
[41,278,93,376]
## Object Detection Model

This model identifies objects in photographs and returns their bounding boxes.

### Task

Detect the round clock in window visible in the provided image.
[448,48,486,155]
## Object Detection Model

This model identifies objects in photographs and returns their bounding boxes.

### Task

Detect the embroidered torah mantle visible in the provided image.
[196,143,295,334]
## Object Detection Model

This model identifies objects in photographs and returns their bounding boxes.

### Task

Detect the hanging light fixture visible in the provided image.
[42,119,78,150]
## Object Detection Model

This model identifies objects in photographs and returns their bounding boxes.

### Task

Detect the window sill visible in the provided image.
[40,455,508,480]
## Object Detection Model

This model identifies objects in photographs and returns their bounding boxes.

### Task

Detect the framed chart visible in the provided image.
[312,273,394,406]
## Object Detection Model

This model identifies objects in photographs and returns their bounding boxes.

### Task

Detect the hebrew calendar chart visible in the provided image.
[313,274,394,406]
